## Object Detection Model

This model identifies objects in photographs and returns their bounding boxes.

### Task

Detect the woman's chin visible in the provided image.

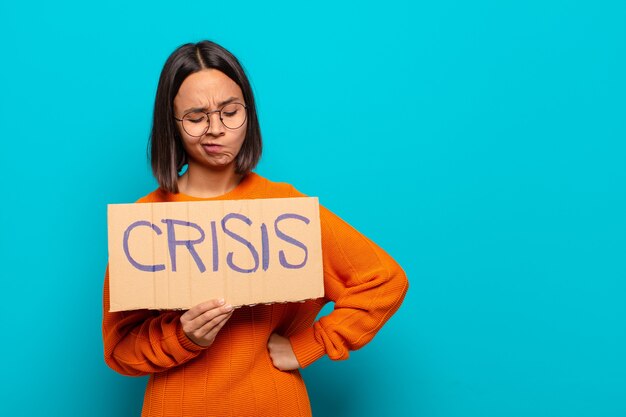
[191,157,235,172]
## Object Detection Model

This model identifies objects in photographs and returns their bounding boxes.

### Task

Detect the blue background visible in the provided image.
[1,1,625,416]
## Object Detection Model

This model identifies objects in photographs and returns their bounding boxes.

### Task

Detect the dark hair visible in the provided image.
[149,40,262,193]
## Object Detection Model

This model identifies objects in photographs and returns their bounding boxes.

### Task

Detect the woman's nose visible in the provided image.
[206,111,225,136]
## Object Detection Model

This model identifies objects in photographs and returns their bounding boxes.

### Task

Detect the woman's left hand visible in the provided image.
[267,333,300,371]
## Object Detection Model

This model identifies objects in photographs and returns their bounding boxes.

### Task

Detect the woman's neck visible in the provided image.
[177,163,243,198]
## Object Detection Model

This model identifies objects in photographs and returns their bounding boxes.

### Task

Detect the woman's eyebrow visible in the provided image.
[183,96,241,113]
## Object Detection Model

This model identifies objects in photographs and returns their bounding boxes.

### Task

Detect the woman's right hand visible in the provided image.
[180,299,234,347]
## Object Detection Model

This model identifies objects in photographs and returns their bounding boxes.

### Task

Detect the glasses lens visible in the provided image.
[182,111,209,137]
[220,103,246,129]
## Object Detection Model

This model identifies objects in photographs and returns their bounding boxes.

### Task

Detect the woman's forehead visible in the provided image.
[175,69,243,108]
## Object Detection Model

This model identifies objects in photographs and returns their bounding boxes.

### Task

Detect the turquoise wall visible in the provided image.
[1,1,624,416]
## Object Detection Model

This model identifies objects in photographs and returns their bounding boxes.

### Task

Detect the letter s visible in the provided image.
[274,213,309,269]
[221,213,259,274]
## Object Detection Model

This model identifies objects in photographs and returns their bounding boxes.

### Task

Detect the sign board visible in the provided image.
[107,197,323,312]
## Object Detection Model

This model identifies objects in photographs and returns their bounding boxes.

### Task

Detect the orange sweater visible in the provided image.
[102,173,408,417]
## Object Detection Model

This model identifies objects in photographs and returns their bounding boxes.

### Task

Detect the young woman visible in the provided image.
[103,40,408,417]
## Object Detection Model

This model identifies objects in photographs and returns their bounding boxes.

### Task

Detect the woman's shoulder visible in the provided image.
[134,188,169,203]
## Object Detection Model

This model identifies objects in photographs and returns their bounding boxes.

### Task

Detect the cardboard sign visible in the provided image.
[107,197,323,312]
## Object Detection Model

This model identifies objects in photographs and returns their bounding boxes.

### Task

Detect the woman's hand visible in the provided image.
[267,333,300,371]
[180,299,234,347]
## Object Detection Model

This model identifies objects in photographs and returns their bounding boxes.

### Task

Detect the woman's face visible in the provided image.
[173,69,247,172]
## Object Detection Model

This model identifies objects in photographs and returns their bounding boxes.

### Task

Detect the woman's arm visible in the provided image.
[286,205,409,368]
[102,266,231,376]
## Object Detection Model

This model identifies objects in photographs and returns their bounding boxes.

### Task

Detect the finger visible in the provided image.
[193,308,231,344]
[182,299,228,321]
[192,303,233,328]
[183,307,232,335]
[194,311,234,341]
[267,333,285,351]
[196,309,233,335]
[181,299,226,322]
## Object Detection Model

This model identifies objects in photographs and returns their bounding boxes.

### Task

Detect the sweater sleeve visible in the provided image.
[102,265,206,376]
[288,205,409,368]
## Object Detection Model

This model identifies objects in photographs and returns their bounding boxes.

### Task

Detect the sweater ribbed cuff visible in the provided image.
[289,327,326,368]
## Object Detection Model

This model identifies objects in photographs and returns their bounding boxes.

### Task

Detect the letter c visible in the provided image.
[123,220,166,272]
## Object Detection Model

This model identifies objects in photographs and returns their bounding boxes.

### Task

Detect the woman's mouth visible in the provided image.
[202,144,222,154]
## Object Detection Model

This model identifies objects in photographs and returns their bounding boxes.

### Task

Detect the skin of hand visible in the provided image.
[267,333,301,371]
[180,299,234,347]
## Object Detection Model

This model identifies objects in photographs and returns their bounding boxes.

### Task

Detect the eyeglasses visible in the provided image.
[174,103,247,137]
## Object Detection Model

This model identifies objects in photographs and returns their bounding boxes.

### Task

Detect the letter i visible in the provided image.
[261,223,270,271]
[211,221,219,272]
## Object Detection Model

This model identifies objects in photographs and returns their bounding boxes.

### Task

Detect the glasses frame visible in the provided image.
[174,103,248,137]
